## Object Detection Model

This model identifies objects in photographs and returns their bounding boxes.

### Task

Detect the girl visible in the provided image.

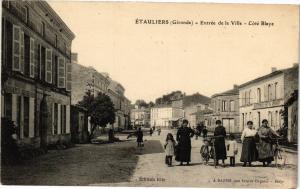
[164,133,176,167]
[227,134,238,166]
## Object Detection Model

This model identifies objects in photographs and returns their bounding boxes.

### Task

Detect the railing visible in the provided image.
[253,99,284,109]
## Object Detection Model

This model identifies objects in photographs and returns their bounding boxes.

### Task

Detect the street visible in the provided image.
[1,129,297,188]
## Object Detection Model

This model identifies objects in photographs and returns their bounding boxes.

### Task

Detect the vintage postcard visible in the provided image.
[0,1,299,188]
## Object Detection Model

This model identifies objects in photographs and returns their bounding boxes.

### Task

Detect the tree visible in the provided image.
[78,90,115,142]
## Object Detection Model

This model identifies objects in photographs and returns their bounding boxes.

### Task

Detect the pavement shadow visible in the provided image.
[135,140,164,155]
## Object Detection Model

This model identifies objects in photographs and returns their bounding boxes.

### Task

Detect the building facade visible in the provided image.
[210,85,240,133]
[130,106,150,127]
[71,61,109,105]
[107,79,131,130]
[239,65,298,133]
[150,105,184,128]
[1,1,75,148]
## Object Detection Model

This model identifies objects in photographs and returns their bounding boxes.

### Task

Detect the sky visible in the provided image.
[48,2,299,103]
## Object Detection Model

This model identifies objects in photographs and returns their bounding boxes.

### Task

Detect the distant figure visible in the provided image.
[176,119,194,166]
[157,127,161,136]
[164,133,176,167]
[136,127,143,147]
[240,121,258,167]
[196,123,203,137]
[149,128,153,136]
[213,120,227,166]
[227,134,238,167]
[202,126,208,138]
[200,138,210,165]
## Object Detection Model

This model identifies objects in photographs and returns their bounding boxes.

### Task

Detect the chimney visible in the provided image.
[71,53,78,64]
[293,63,299,67]
[233,84,239,89]
[271,67,277,73]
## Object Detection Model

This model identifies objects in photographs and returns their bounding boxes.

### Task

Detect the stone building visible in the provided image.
[1,1,75,148]
[210,85,240,133]
[107,79,131,130]
[239,65,298,133]
[130,106,150,127]
[150,105,184,128]
[71,60,109,105]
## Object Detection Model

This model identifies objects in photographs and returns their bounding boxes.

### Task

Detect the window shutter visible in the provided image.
[264,85,268,101]
[29,38,35,78]
[20,31,24,74]
[12,25,21,71]
[57,57,65,88]
[66,61,72,91]
[45,48,52,83]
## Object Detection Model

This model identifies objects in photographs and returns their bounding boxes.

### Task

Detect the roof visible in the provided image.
[190,109,213,116]
[43,2,75,40]
[183,93,211,107]
[212,87,239,98]
[152,104,172,108]
[239,65,299,89]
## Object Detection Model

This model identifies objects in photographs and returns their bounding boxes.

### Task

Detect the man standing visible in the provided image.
[213,120,227,166]
[176,119,195,166]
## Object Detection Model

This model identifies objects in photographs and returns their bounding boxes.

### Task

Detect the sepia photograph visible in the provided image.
[0,0,299,188]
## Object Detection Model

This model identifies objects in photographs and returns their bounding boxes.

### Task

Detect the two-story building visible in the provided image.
[150,104,184,128]
[211,85,240,133]
[1,1,75,149]
[239,65,298,134]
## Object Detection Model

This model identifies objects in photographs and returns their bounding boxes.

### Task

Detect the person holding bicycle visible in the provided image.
[257,119,281,167]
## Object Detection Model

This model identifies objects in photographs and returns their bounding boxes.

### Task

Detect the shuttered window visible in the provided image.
[45,48,52,83]
[66,61,72,91]
[20,31,25,74]
[57,57,65,88]
[29,38,35,78]
[12,25,21,71]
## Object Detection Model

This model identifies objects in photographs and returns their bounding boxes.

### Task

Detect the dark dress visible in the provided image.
[240,137,258,163]
[213,125,227,160]
[176,126,194,162]
[136,130,143,143]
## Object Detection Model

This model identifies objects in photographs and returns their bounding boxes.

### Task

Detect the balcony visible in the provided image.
[253,99,284,110]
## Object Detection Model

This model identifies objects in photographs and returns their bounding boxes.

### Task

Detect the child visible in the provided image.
[227,134,238,166]
[200,138,210,165]
[164,133,176,167]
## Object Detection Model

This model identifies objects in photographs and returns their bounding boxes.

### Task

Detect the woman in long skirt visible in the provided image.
[257,119,280,166]
[240,121,258,167]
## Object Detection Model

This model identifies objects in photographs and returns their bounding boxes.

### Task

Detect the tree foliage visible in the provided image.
[77,90,115,140]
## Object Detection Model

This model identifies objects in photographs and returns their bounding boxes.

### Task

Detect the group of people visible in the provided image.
[194,123,208,139]
[163,119,282,167]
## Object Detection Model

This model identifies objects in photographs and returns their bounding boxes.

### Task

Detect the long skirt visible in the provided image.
[258,139,274,162]
[240,137,258,162]
[175,144,191,162]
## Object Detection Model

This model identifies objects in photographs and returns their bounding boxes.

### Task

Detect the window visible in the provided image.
[57,57,65,88]
[29,38,35,78]
[39,46,46,80]
[53,103,58,134]
[45,48,52,83]
[61,105,66,134]
[12,25,21,72]
[4,93,12,119]
[222,100,226,111]
[268,84,272,101]
[230,100,235,112]
[274,82,278,100]
[24,34,30,76]
[41,22,45,37]
[22,6,29,24]
[23,97,29,138]
[257,88,261,103]
[66,62,72,91]
[55,34,58,48]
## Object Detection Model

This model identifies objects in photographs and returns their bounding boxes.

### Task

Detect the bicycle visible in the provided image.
[271,138,287,168]
[206,135,225,168]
